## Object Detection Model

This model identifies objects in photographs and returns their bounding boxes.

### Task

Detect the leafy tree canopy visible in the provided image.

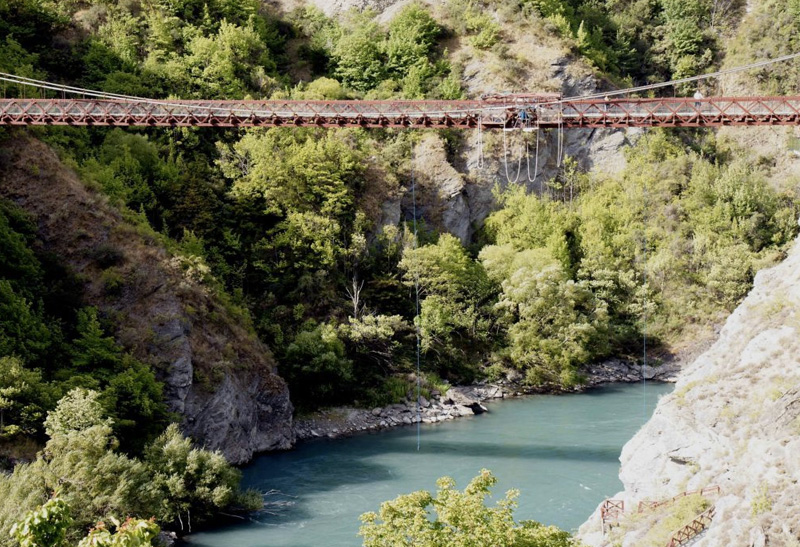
[359,469,579,547]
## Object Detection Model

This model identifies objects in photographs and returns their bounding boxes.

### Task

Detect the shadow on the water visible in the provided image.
[409,440,621,462]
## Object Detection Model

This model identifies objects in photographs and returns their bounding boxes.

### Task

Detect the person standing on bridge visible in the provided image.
[693,89,704,109]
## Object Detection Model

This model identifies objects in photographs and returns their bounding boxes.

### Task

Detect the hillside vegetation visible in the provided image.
[2,0,799,420]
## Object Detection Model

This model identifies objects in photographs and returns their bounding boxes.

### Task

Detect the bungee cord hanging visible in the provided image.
[556,106,565,168]
[525,118,541,185]
[502,120,525,184]
[640,162,650,420]
[410,140,423,452]
[476,115,485,170]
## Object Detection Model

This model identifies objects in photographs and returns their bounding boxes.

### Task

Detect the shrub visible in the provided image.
[359,469,577,546]
[282,323,354,408]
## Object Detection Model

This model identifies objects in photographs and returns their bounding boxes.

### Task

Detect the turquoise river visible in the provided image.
[186,382,672,547]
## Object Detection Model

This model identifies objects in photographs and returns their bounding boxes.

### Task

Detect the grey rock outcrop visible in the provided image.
[411,134,472,242]
[294,382,508,440]
[579,236,800,546]
[0,138,294,464]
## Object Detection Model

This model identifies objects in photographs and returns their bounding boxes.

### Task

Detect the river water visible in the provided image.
[186,382,672,547]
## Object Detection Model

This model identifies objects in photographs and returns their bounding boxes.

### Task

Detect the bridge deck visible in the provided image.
[1,97,800,129]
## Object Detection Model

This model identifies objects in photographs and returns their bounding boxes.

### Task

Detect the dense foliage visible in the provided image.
[359,469,578,546]
[520,0,745,85]
[1,0,796,414]
[0,201,168,455]
[11,497,160,547]
[724,0,800,94]
[0,392,258,546]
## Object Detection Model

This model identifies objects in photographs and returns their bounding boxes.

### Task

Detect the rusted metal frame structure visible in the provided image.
[601,486,720,536]
[549,97,800,128]
[600,499,624,533]
[0,99,495,129]
[2,97,800,128]
[664,505,716,547]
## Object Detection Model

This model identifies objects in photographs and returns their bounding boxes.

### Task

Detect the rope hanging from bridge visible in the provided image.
[527,117,542,185]
[556,109,565,168]
[476,115,485,169]
[410,139,423,452]
[502,121,524,184]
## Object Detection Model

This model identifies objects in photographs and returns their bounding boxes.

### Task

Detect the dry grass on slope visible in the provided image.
[0,134,294,462]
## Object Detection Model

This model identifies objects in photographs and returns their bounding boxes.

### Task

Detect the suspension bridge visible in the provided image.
[1,95,800,129]
[2,50,800,130]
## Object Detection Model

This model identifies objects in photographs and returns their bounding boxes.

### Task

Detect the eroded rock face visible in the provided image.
[411,134,471,242]
[578,236,800,546]
[0,138,294,464]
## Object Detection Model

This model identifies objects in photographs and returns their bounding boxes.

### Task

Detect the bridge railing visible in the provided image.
[600,486,720,535]
[537,97,800,128]
[665,505,716,547]
[3,97,800,128]
[637,485,721,513]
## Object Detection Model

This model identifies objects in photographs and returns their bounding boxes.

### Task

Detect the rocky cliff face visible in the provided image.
[271,0,637,242]
[579,234,800,546]
[0,137,294,464]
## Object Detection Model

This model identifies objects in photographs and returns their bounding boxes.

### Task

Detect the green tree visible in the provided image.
[282,323,354,408]
[76,517,159,547]
[10,498,71,547]
[359,469,577,547]
[330,12,386,92]
[399,234,495,377]
[181,20,275,98]
[142,424,259,531]
[0,281,53,365]
[0,419,256,543]
[483,186,581,275]
[485,248,608,387]
[10,497,159,547]
[43,388,110,438]
[224,130,364,219]
[220,129,367,303]
[0,424,151,540]
[69,309,123,375]
[383,3,441,74]
[63,310,169,450]
[0,357,51,440]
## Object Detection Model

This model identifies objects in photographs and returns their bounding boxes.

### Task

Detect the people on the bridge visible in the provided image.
[693,90,704,110]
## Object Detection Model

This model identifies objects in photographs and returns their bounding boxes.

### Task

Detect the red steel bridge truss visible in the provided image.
[1,96,800,129]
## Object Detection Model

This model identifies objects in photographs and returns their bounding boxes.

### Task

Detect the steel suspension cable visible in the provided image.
[2,50,800,119]
[0,73,279,117]
[551,50,800,106]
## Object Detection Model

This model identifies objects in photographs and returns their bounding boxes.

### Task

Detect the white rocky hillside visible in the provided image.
[578,230,800,546]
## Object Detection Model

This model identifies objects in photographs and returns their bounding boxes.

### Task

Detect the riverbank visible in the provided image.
[187,383,674,547]
[293,358,681,441]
